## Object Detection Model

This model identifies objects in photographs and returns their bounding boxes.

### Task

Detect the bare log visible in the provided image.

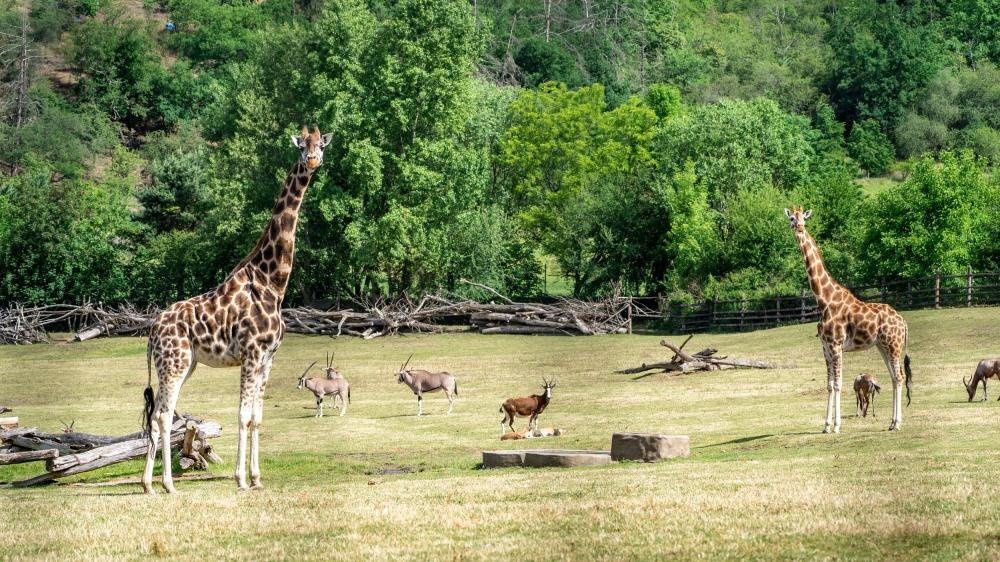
[15,419,221,487]
[0,448,57,465]
[0,416,18,429]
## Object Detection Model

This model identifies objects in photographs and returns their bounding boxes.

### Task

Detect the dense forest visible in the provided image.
[1,0,999,305]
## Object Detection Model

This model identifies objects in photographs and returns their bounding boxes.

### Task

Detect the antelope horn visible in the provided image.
[300,361,317,378]
[400,353,414,372]
[963,376,969,389]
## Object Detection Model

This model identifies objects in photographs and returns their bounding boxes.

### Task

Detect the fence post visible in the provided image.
[711,298,717,330]
[907,281,912,307]
[967,267,973,307]
[934,270,941,309]
[800,289,807,322]
[739,301,745,330]
[775,296,781,323]
[626,296,633,334]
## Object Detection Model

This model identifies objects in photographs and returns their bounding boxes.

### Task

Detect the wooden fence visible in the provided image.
[634,269,1000,334]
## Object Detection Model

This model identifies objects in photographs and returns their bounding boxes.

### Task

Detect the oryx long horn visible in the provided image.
[326,352,331,368]
[300,361,317,378]
[963,376,969,389]
[400,353,414,372]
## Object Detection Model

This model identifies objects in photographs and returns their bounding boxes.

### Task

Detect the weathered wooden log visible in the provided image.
[0,416,18,429]
[10,435,73,455]
[0,426,36,441]
[15,419,221,487]
[480,325,570,335]
[0,448,58,465]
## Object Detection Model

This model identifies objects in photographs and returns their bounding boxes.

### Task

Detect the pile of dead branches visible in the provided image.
[0,303,156,344]
[616,336,781,375]
[1,283,641,342]
[0,413,222,487]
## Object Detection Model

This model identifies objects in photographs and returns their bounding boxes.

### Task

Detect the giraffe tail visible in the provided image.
[142,339,154,439]
[904,354,912,407]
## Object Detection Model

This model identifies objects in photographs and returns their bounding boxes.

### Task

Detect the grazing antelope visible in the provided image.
[297,361,351,417]
[853,373,881,418]
[499,379,555,435]
[395,354,458,416]
[964,359,1000,402]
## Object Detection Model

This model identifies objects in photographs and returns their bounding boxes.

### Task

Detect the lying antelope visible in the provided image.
[964,358,1000,401]
[500,379,554,435]
[853,373,881,418]
[396,354,458,416]
[297,360,351,417]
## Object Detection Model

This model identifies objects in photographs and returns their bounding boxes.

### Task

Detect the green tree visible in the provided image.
[852,151,997,281]
[847,119,894,176]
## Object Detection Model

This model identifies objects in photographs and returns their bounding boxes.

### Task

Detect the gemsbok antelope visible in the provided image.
[395,354,458,416]
[500,379,555,435]
[321,351,348,409]
[297,360,351,417]
[853,373,881,418]
[964,359,1000,401]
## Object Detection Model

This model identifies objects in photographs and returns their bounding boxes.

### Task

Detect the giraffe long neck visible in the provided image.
[795,228,841,310]
[230,161,312,298]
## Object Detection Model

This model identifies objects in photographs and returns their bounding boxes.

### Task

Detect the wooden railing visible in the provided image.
[632,269,1000,334]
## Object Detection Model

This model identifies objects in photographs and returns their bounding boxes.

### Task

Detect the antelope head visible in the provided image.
[963,375,976,402]
[297,361,317,389]
[541,378,555,399]
[323,351,341,379]
[397,353,414,385]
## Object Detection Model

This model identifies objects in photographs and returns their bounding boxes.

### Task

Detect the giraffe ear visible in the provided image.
[319,133,333,147]
[291,136,304,149]
[803,209,812,219]
[784,208,792,218]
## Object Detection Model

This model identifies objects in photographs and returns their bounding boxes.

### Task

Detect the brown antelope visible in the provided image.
[964,359,1000,402]
[396,355,458,416]
[499,379,554,435]
[853,373,881,418]
[297,361,351,417]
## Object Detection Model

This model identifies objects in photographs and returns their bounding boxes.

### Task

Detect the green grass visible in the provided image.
[2,308,1000,560]
[856,175,903,198]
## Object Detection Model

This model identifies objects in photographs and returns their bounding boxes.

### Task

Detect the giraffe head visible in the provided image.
[784,207,812,232]
[291,125,333,171]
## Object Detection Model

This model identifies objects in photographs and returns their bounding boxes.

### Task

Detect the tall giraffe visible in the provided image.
[786,207,912,433]
[141,126,332,494]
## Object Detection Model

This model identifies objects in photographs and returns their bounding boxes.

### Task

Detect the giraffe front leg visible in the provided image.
[250,359,270,490]
[822,346,835,434]
[235,373,255,491]
[828,346,843,433]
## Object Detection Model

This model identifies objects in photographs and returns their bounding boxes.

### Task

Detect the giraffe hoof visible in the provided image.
[142,483,156,495]
[833,426,841,434]
[163,485,177,495]
[250,482,264,491]
[822,426,832,434]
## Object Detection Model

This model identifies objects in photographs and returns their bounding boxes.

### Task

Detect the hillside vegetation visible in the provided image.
[1,307,999,559]
[1,0,1000,305]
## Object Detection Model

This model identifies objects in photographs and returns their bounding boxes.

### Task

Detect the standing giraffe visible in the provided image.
[141,126,332,494]
[785,207,912,433]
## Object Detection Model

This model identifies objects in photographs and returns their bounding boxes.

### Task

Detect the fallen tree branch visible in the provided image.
[616,337,781,375]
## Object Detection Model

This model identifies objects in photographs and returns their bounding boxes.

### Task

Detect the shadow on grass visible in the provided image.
[696,431,817,449]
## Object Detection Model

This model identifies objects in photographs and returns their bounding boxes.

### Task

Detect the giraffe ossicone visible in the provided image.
[141,125,331,494]
[787,206,912,433]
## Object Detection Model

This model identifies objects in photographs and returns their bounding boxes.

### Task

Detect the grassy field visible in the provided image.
[2,307,1000,560]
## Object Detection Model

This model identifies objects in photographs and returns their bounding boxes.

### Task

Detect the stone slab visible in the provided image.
[610,433,690,462]
[482,449,611,469]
